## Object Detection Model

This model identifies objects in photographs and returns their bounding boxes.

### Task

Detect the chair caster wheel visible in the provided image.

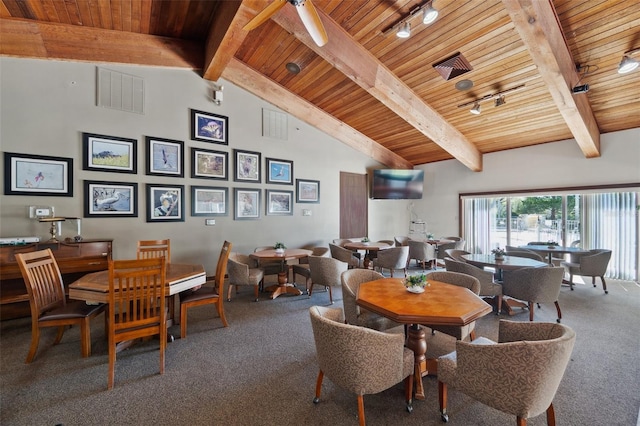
[441,413,449,422]
[556,318,561,323]
[313,397,320,404]
[604,290,608,294]
[167,334,175,342]
[406,404,413,413]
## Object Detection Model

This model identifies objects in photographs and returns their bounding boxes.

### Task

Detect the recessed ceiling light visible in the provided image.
[286,62,301,74]
[455,79,474,91]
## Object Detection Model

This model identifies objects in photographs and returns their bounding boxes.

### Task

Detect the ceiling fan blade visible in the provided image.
[296,0,328,47]
[243,0,288,31]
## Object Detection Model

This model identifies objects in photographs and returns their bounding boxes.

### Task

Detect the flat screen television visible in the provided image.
[370,169,424,199]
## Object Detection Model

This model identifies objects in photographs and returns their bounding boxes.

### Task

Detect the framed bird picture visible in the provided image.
[83,180,137,218]
[147,184,185,222]
[4,152,73,196]
[265,157,293,185]
[233,149,261,183]
[145,136,184,177]
[82,132,137,174]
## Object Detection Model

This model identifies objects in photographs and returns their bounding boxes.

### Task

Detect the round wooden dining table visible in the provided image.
[343,241,391,269]
[250,248,312,299]
[357,277,492,400]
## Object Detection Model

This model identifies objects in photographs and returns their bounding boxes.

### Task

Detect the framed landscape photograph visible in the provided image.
[82,132,137,174]
[146,136,184,177]
[296,179,320,203]
[191,147,228,180]
[266,189,293,216]
[146,184,185,222]
[234,188,260,220]
[191,186,228,216]
[4,152,73,196]
[266,157,293,185]
[233,149,261,183]
[84,180,137,218]
[191,109,228,144]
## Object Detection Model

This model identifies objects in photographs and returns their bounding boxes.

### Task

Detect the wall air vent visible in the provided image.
[432,52,473,81]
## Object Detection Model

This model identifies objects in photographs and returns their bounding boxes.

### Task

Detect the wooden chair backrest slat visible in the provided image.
[15,249,66,316]
[137,239,170,263]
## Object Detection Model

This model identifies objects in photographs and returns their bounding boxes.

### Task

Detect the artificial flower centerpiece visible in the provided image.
[491,247,506,260]
[361,237,370,245]
[274,242,286,253]
[547,240,558,248]
[427,233,435,240]
[404,273,429,292]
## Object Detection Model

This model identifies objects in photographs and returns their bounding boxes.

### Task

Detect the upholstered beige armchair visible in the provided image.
[341,269,401,331]
[504,247,545,262]
[329,243,360,268]
[438,319,576,425]
[501,266,564,322]
[309,306,414,426]
[394,236,410,246]
[561,249,612,293]
[423,271,481,341]
[443,249,470,262]
[444,258,502,314]
[291,246,330,293]
[308,255,348,303]
[227,253,265,302]
[408,240,436,270]
[372,246,409,277]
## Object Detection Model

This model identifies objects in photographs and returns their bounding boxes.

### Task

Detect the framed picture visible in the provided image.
[191,186,228,216]
[266,189,293,216]
[84,180,137,218]
[146,136,184,177]
[4,152,73,196]
[234,188,260,220]
[191,147,228,180]
[146,184,185,222]
[191,109,228,144]
[296,179,320,203]
[82,132,137,174]
[234,149,261,183]
[266,157,293,185]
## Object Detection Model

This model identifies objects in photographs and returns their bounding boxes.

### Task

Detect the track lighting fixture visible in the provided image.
[618,48,640,74]
[458,84,525,115]
[383,0,439,39]
[396,22,411,38]
[422,4,439,25]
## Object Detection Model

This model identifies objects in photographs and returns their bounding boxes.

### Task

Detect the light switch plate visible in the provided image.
[302,209,312,216]
[205,219,216,226]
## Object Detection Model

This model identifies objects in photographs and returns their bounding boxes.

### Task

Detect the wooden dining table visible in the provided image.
[357,277,492,400]
[343,241,391,269]
[250,248,312,299]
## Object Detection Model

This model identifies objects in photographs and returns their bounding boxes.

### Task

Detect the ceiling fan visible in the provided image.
[243,0,328,47]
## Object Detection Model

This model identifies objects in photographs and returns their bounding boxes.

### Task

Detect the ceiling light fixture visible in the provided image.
[618,48,640,74]
[383,0,439,39]
[396,22,411,38]
[458,84,525,114]
[422,5,439,25]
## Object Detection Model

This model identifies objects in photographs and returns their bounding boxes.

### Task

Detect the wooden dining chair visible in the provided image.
[15,249,106,364]
[137,239,170,262]
[108,257,166,390]
[179,241,231,338]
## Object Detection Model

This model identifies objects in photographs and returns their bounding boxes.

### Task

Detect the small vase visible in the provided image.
[494,254,504,260]
[275,248,285,254]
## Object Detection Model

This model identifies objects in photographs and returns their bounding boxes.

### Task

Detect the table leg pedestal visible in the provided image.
[406,324,428,400]
[265,270,302,299]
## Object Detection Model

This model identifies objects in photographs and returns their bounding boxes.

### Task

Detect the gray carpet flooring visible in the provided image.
[1,269,639,426]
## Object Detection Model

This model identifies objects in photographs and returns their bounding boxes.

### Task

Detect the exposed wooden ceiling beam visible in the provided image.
[267,4,483,172]
[223,57,413,169]
[502,0,600,158]
[0,18,202,69]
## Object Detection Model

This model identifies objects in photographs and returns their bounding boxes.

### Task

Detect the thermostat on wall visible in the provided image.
[28,206,54,219]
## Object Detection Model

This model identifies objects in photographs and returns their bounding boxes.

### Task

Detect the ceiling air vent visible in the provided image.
[432,52,473,81]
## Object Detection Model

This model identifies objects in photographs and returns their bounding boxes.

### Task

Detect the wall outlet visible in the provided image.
[205,219,216,226]
[302,209,312,216]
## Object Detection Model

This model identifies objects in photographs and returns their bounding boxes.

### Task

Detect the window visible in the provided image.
[461,186,638,281]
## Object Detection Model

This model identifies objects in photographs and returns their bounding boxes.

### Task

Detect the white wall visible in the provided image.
[417,128,640,237]
[0,57,413,274]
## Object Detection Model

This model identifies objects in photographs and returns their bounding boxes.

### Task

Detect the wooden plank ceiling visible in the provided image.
[1,0,639,171]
